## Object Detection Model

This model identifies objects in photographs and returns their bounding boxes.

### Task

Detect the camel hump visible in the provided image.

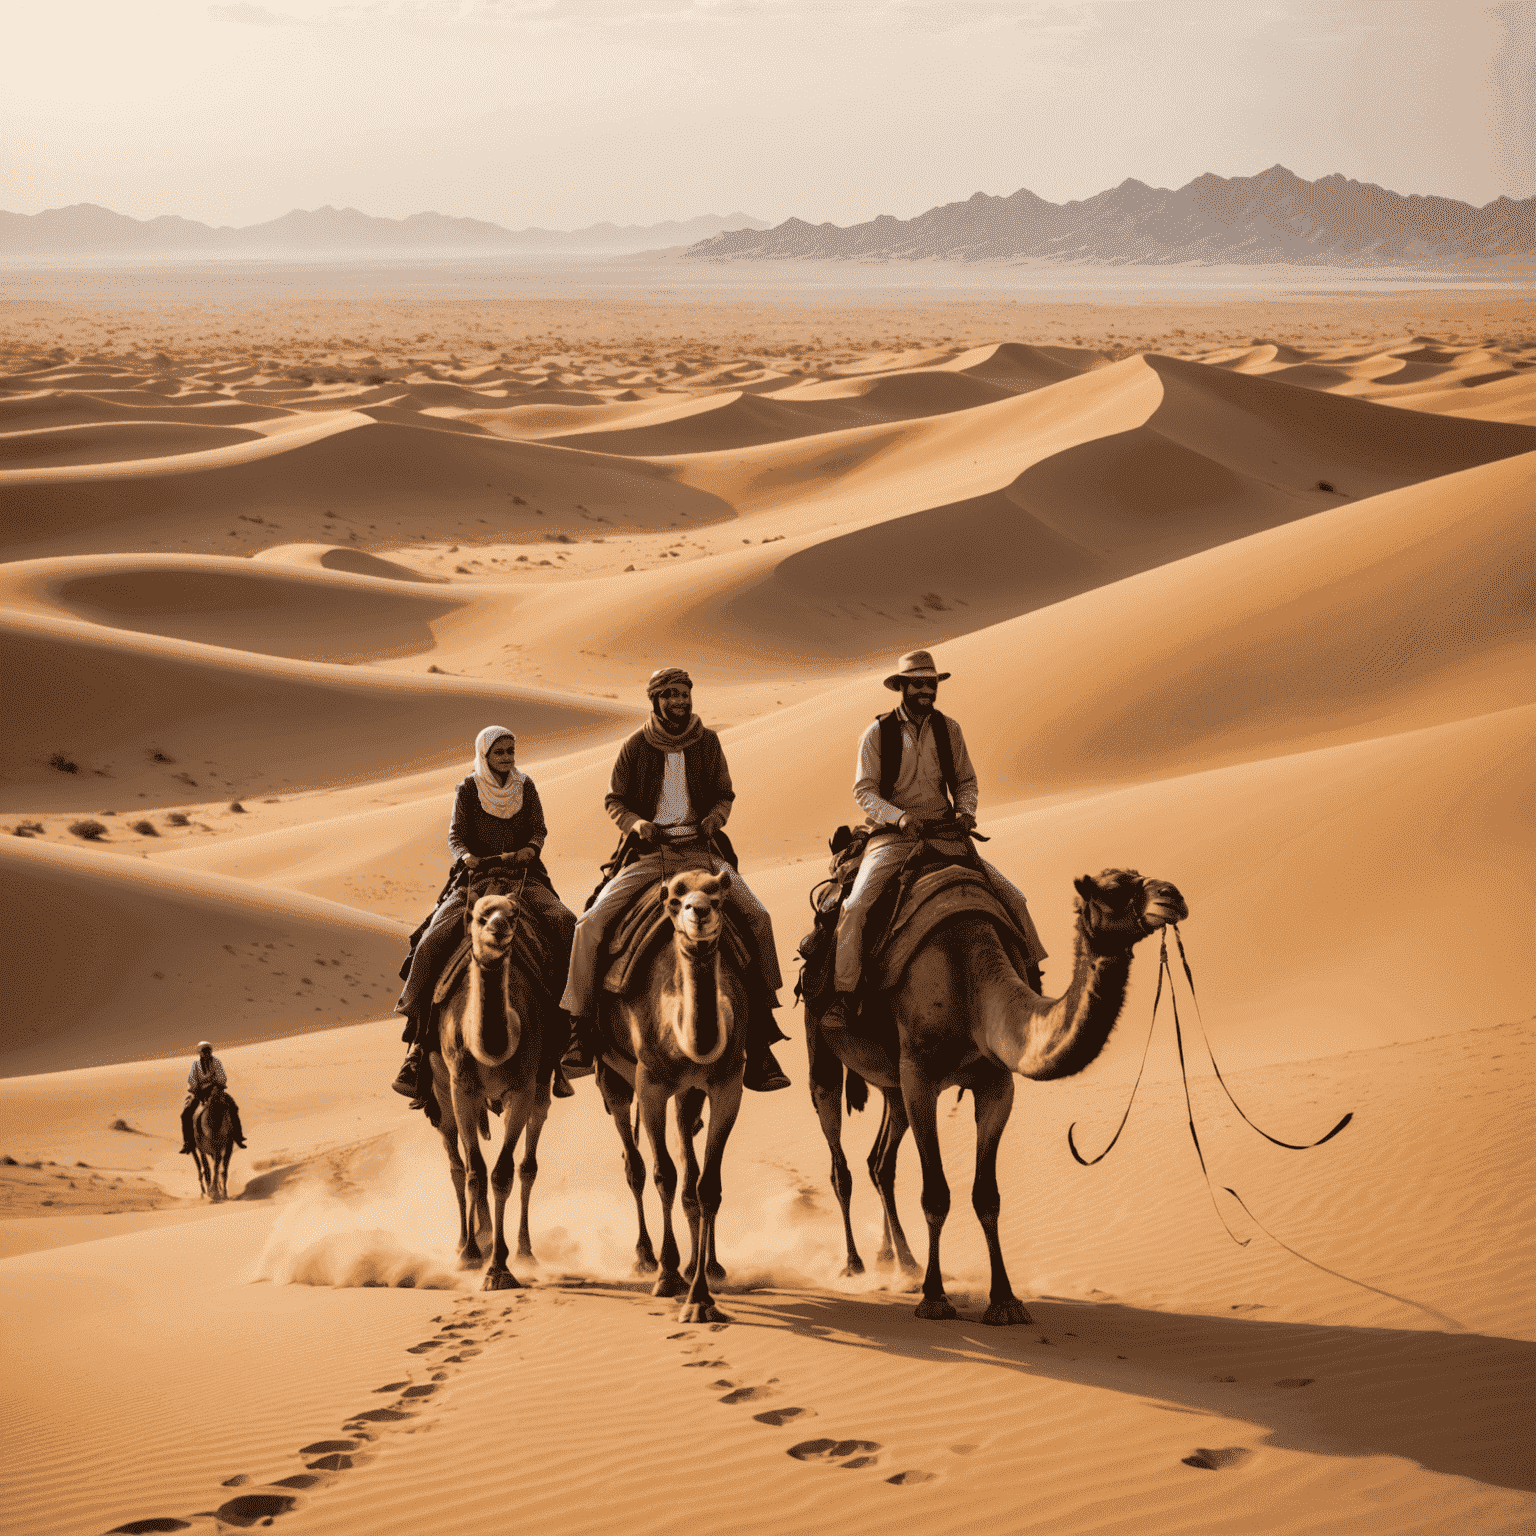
[869,865,1031,993]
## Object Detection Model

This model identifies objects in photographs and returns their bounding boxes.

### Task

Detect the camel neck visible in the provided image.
[983,919,1132,1082]
[674,942,724,1062]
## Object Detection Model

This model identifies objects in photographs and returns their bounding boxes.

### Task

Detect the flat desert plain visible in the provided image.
[1,285,1533,1536]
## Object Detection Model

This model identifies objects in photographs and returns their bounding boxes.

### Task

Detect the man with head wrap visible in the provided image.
[560,667,790,1092]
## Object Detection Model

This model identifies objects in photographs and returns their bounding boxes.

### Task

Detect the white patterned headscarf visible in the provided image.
[473,726,526,818]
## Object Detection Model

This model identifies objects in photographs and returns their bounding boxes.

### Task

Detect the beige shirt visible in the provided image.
[853,705,980,825]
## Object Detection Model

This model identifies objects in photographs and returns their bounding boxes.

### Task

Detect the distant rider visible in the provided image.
[180,1041,247,1152]
[820,649,1048,1028]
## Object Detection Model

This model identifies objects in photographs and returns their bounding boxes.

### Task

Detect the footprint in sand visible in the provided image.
[681,1359,729,1368]
[347,1407,414,1424]
[753,1407,816,1427]
[1182,1446,1252,1471]
[374,1381,409,1393]
[212,1493,300,1528]
[220,1474,249,1487]
[789,1438,883,1469]
[104,1522,192,1534]
[719,1386,777,1404]
[885,1470,937,1485]
[1274,1377,1315,1388]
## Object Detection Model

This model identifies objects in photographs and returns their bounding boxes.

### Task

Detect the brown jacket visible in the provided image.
[604,727,734,834]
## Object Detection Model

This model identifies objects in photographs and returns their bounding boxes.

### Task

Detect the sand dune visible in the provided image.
[0,838,406,1076]
[2,301,1533,1536]
[0,605,633,810]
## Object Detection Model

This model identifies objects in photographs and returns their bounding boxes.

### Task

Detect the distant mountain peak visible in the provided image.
[684,167,1534,267]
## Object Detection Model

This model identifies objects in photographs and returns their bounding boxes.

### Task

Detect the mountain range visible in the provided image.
[684,166,1535,266]
[0,204,770,256]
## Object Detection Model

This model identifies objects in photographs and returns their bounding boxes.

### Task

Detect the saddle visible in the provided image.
[797,829,1033,1013]
[599,881,757,998]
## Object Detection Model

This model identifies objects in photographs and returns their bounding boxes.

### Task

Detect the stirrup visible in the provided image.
[392,1045,424,1098]
[744,1047,790,1093]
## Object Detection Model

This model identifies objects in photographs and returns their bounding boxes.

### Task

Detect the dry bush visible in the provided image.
[131,820,159,836]
[68,820,108,841]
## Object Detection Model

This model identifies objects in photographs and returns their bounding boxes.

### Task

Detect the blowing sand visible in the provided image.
[2,284,1532,1536]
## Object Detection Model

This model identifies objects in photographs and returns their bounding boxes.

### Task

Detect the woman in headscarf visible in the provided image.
[392,726,576,1107]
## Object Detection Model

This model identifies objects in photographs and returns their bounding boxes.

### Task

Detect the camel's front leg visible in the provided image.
[971,1068,1031,1325]
[680,1079,741,1324]
[901,1064,957,1321]
[639,1080,684,1297]
[870,1088,920,1279]
[678,1089,722,1282]
[433,1062,471,1260]
[484,1088,535,1290]
[450,1076,490,1268]
[515,1080,552,1267]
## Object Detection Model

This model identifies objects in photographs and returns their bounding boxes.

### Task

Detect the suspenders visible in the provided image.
[876,709,958,808]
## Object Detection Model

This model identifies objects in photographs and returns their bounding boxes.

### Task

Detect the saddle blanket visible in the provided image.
[600,882,756,997]
[866,863,1035,993]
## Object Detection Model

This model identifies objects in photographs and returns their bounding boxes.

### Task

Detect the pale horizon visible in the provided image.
[5,0,1530,231]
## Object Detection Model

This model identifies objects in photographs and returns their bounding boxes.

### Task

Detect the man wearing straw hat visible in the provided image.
[819,649,1048,1030]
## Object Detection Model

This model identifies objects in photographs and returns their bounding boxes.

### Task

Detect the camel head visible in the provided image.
[663,869,732,954]
[469,893,517,965]
[1073,868,1189,955]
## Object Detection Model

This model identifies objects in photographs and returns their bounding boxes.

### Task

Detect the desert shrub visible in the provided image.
[365,373,386,386]
[68,820,108,841]
[166,812,190,827]
[228,801,246,813]
[131,820,159,836]
[48,752,79,774]
[12,821,44,838]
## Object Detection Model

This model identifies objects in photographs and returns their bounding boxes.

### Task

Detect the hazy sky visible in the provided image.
[6,0,1530,230]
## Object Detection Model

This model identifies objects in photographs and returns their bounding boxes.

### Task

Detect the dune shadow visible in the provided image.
[683,1290,1534,1492]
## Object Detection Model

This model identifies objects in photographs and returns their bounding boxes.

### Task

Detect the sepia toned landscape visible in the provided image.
[2,265,1532,1536]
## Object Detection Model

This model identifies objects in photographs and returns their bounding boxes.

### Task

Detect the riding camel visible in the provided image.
[594,867,753,1323]
[807,863,1187,1324]
[431,877,563,1289]
[192,1086,236,1201]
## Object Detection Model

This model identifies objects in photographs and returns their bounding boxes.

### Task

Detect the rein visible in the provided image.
[1060,922,1455,1324]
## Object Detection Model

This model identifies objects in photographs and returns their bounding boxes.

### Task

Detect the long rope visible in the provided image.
[1170,926,1353,1150]
[1067,932,1166,1166]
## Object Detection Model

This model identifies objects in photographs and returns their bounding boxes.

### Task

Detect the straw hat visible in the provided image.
[883,649,951,691]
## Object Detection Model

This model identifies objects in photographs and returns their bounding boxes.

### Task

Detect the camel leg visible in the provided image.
[679,1079,741,1324]
[484,1089,534,1291]
[608,1092,657,1275]
[810,1041,864,1278]
[639,1080,685,1298]
[434,1080,471,1262]
[515,1080,552,1267]
[678,1089,723,1282]
[870,1088,921,1279]
[971,1068,1032,1326]
[450,1074,489,1269]
[901,1065,957,1321]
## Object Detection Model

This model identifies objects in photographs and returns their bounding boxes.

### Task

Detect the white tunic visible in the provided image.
[654,751,696,837]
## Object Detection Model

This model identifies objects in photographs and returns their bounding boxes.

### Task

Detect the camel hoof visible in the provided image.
[840,1259,866,1278]
[981,1299,1033,1326]
[652,1271,686,1298]
[914,1295,959,1321]
[483,1268,521,1291]
[678,1303,730,1324]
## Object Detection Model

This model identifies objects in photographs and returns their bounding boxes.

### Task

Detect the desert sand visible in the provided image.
[2,282,1533,1536]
